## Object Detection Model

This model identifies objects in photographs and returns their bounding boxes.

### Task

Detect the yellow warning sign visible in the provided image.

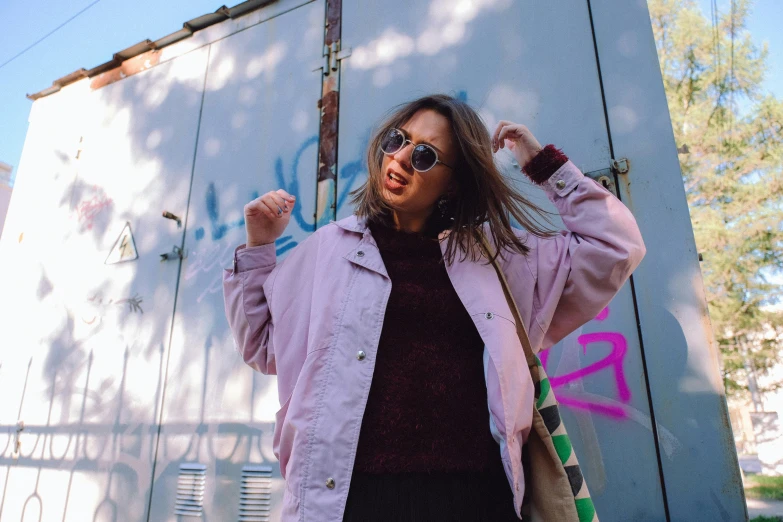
[105,222,138,264]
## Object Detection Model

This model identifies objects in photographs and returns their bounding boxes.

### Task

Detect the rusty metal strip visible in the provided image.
[315,0,342,229]
[26,0,274,101]
[89,49,162,91]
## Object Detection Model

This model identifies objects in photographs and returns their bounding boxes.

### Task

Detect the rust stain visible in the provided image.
[616,169,635,215]
[90,50,162,91]
[325,0,341,45]
[318,87,339,183]
[318,0,342,185]
[315,0,342,222]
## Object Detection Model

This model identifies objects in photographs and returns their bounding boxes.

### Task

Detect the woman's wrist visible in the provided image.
[246,239,275,248]
[522,144,569,185]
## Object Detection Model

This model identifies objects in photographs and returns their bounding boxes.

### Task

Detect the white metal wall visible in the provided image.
[0,0,746,520]
[0,45,209,520]
[146,2,324,520]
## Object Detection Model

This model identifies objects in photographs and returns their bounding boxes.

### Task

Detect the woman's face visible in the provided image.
[380,109,457,220]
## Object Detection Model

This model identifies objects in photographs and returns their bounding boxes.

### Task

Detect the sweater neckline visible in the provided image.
[368,220,442,257]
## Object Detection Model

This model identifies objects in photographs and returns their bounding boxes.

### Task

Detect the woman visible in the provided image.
[224,94,645,521]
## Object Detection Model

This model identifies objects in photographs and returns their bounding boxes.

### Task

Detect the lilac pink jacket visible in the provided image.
[223,160,646,521]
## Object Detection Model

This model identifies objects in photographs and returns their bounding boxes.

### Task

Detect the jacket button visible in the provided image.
[356,250,365,257]
[356,350,366,361]
[326,477,336,489]
[556,179,566,189]
[485,312,494,320]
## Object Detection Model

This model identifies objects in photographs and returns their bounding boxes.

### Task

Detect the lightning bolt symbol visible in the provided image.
[119,235,131,258]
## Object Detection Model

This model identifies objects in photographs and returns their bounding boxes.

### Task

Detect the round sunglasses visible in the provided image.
[380,128,453,173]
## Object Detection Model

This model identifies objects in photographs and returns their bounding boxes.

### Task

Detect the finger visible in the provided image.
[260,197,282,219]
[267,192,291,213]
[497,125,521,149]
[263,195,285,218]
[251,199,276,220]
[491,120,514,151]
[244,198,267,216]
[275,189,296,203]
[256,197,278,219]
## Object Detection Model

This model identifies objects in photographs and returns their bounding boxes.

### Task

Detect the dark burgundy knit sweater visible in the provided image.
[352,145,568,475]
[354,221,499,473]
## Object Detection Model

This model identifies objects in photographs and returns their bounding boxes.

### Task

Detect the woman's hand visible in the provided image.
[491,120,543,167]
[244,189,296,247]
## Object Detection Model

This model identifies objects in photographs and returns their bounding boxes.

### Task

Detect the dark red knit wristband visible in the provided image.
[522,144,569,185]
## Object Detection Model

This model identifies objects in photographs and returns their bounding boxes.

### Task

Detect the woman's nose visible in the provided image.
[393,142,414,170]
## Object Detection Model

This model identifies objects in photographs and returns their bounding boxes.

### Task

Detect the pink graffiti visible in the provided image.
[541,307,632,419]
[594,306,609,321]
[550,333,630,400]
[76,188,113,230]
[556,396,626,419]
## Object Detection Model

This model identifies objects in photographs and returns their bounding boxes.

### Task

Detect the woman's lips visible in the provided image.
[385,171,408,191]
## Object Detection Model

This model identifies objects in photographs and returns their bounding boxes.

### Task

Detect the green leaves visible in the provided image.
[650,0,783,398]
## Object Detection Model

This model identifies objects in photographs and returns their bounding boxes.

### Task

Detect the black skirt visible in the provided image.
[342,456,520,522]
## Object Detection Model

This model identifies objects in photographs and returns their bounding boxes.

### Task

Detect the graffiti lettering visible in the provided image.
[82,293,144,325]
[116,294,144,314]
[195,182,257,242]
[541,307,632,419]
[552,332,630,402]
[75,188,113,230]
[193,136,327,258]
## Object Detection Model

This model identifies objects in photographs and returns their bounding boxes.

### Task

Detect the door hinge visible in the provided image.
[611,157,630,175]
[160,245,186,261]
[585,158,629,197]
[13,420,24,457]
[323,41,352,76]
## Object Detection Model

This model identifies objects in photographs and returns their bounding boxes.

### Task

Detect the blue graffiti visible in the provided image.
[192,92,476,256]
[191,126,391,256]
[275,135,318,232]
[193,188,295,256]
[195,182,259,242]
[194,135,326,256]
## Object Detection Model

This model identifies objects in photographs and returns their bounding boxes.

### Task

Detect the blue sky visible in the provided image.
[0,0,781,186]
[0,0,222,185]
[697,0,783,106]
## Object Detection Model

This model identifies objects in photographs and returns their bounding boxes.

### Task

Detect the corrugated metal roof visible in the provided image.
[27,0,277,101]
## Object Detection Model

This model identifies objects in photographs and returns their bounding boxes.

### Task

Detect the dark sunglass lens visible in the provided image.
[381,129,405,153]
[411,144,437,171]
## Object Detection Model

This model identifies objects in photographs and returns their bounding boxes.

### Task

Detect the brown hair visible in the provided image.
[351,94,555,263]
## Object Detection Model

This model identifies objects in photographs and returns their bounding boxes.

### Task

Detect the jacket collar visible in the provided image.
[331,214,368,234]
[332,214,454,242]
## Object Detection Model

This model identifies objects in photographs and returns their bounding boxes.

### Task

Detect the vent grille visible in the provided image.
[175,463,206,517]
[238,464,273,521]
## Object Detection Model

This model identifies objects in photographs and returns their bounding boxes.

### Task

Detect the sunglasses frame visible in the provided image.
[380,128,454,173]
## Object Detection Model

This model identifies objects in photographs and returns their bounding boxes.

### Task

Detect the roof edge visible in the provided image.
[27,0,279,101]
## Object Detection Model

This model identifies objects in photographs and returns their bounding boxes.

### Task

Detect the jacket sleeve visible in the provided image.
[506,160,646,350]
[223,243,279,374]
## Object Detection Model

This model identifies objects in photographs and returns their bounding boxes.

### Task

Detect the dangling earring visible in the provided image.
[437,195,449,217]
[437,195,454,221]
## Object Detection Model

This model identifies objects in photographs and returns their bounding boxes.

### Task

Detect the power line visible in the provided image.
[730,0,736,140]
[711,0,720,85]
[711,0,726,153]
[0,0,103,71]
